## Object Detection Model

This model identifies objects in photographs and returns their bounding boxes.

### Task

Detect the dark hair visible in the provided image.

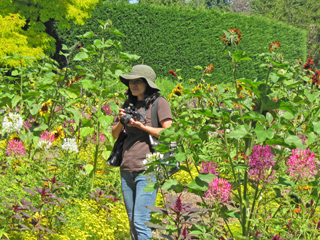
[123,79,160,109]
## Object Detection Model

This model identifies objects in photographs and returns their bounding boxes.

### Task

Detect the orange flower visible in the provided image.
[205,64,214,73]
[293,206,301,214]
[222,28,243,46]
[273,98,277,102]
[269,42,280,51]
[169,70,177,78]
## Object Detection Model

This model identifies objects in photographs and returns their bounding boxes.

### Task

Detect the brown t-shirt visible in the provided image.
[119,97,172,172]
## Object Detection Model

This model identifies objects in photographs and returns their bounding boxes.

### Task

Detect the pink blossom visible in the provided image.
[99,133,105,143]
[6,140,25,156]
[38,131,54,149]
[102,105,111,115]
[200,161,219,175]
[204,177,231,203]
[248,145,276,183]
[287,148,317,181]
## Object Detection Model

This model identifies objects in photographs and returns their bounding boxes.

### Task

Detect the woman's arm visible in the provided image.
[128,118,172,137]
[111,108,126,139]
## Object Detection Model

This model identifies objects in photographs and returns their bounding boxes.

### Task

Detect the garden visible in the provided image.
[1,19,320,240]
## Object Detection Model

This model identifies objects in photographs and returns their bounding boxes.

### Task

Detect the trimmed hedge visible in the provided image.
[56,2,307,83]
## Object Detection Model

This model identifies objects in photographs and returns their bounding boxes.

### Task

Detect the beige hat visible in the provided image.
[120,64,160,91]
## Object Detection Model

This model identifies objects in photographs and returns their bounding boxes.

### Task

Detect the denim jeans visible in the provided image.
[121,171,157,240]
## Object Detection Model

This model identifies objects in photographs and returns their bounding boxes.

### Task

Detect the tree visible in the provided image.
[0,0,100,67]
[249,0,320,67]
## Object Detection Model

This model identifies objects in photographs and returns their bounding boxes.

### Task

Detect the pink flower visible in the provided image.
[102,105,111,115]
[248,145,276,183]
[6,140,25,156]
[287,148,317,181]
[200,161,219,175]
[204,177,231,203]
[99,133,105,143]
[38,131,54,149]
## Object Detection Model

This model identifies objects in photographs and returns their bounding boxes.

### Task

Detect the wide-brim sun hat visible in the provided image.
[120,64,160,91]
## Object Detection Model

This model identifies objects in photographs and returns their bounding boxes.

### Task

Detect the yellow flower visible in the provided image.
[176,84,183,91]
[87,108,92,115]
[52,126,65,141]
[30,81,35,87]
[114,92,119,97]
[9,134,21,142]
[39,99,52,116]
[173,89,183,96]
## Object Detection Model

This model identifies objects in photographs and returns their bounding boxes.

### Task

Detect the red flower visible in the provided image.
[312,70,320,85]
[205,64,214,73]
[169,70,177,78]
[303,58,314,70]
[269,42,280,51]
[222,28,243,46]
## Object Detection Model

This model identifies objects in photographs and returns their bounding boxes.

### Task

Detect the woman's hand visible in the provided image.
[117,108,126,121]
[127,118,144,129]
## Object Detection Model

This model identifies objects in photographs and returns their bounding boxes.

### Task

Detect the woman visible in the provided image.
[112,64,173,240]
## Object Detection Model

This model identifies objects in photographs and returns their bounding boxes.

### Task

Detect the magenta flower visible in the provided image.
[99,133,105,143]
[248,145,276,183]
[102,105,111,115]
[37,131,55,149]
[287,148,317,181]
[6,140,25,156]
[204,177,231,203]
[200,161,219,175]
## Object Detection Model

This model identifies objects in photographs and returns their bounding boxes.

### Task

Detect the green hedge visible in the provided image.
[56,2,307,84]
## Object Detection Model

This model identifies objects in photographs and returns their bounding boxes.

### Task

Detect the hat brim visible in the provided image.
[120,75,160,91]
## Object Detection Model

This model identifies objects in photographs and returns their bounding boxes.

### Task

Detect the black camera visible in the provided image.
[120,104,140,125]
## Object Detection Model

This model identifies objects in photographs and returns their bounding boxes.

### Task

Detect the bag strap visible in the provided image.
[151,96,163,128]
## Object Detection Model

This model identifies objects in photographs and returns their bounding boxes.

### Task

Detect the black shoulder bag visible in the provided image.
[107,129,127,167]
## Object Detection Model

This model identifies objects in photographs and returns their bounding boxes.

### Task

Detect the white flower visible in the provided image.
[61,138,79,153]
[2,113,23,133]
[37,140,53,150]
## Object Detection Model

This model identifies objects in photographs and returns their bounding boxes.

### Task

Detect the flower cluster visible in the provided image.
[2,112,24,133]
[287,148,317,181]
[269,41,280,51]
[37,131,55,149]
[205,64,214,73]
[6,139,25,156]
[168,70,177,78]
[204,177,231,204]
[303,57,314,71]
[248,145,276,183]
[200,161,219,175]
[39,99,52,116]
[61,138,79,153]
[221,28,243,46]
[168,84,183,100]
[312,70,320,85]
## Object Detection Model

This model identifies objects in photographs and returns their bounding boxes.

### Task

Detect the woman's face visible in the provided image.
[129,78,147,100]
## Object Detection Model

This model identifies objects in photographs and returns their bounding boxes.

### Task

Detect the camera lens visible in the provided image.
[120,114,132,125]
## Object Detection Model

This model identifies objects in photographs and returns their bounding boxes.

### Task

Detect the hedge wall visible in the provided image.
[56,2,307,84]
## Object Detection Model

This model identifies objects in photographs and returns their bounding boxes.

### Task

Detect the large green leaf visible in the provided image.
[254,124,275,143]
[98,115,114,129]
[239,111,265,123]
[228,125,250,140]
[80,127,94,138]
[73,52,89,61]
[304,89,320,103]
[284,135,304,149]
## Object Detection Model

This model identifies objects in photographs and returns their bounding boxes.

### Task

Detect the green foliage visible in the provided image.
[0,0,100,67]
[56,2,306,84]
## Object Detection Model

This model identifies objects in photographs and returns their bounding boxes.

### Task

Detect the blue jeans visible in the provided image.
[121,171,157,240]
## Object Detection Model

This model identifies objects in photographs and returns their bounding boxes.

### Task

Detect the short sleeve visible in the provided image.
[157,97,173,123]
